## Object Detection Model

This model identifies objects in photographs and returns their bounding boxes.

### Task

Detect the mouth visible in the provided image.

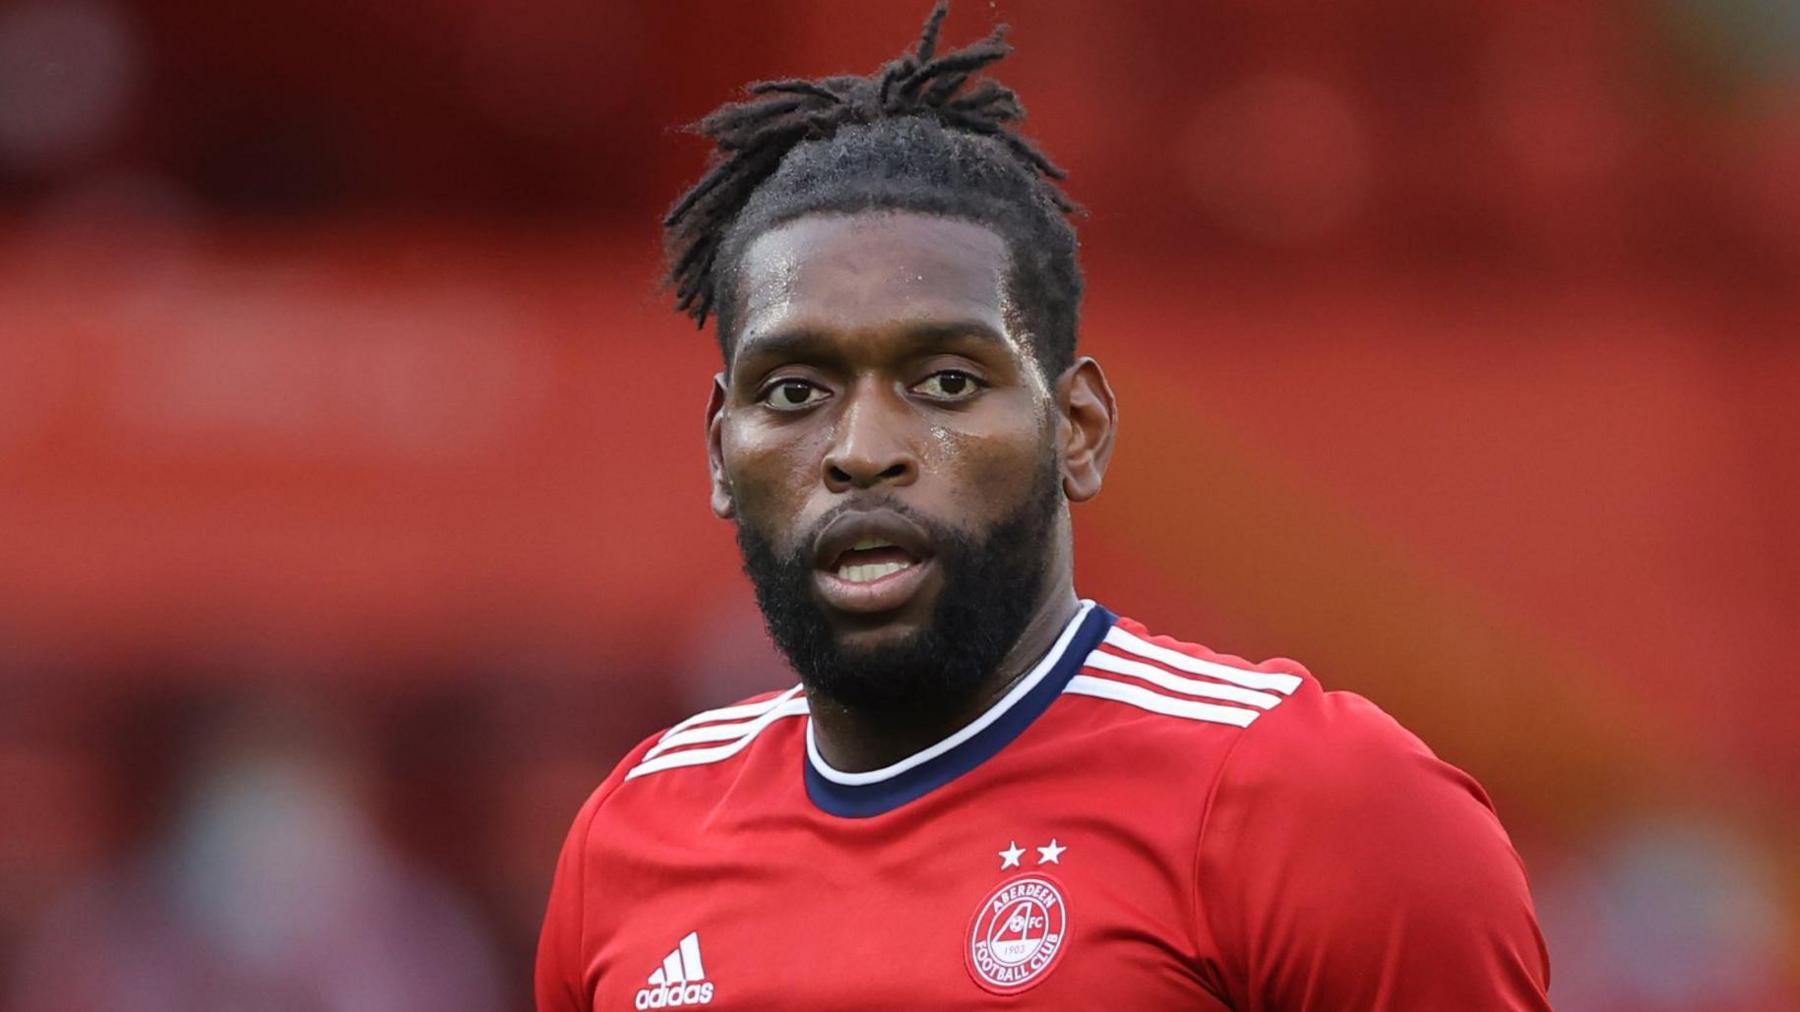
[832,537,920,584]
[812,511,938,616]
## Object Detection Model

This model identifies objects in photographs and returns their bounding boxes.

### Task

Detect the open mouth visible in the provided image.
[811,510,938,615]
[831,537,921,584]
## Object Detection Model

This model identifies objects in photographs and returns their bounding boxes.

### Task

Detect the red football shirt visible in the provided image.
[537,601,1551,1010]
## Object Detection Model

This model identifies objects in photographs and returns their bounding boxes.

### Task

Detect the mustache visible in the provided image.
[784,496,958,560]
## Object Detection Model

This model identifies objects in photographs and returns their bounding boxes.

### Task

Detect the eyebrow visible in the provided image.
[733,319,1012,371]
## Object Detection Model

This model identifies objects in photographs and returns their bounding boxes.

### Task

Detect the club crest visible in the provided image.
[966,874,1069,994]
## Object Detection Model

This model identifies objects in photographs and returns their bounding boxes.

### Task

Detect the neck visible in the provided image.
[806,583,1081,774]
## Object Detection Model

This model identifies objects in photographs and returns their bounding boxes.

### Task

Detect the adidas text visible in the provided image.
[634,982,714,1008]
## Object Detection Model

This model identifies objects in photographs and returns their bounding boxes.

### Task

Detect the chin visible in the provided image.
[802,616,980,715]
[829,619,931,657]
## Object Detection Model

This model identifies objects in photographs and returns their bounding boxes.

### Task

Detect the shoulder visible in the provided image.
[1073,611,1524,915]
[587,685,808,812]
[1211,674,1495,840]
[1180,663,1550,1005]
[1189,636,1509,879]
[1075,613,1445,786]
[1059,613,1317,739]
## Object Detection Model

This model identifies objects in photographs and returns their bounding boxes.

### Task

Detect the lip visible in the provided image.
[811,508,937,615]
[814,556,937,614]
[812,508,933,571]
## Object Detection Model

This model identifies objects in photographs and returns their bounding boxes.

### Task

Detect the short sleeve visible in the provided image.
[535,788,601,1012]
[1196,688,1551,1011]
[536,731,664,1012]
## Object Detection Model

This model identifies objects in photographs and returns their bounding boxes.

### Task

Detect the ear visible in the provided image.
[705,373,735,519]
[1054,356,1117,503]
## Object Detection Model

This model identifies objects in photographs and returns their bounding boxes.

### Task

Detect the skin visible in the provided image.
[706,211,1118,773]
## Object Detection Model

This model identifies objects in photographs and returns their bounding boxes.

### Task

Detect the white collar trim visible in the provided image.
[804,599,1095,786]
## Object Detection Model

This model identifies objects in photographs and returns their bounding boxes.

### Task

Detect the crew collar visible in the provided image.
[803,599,1115,818]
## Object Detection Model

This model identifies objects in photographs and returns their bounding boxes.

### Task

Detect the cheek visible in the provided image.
[931,424,1051,525]
[722,423,821,543]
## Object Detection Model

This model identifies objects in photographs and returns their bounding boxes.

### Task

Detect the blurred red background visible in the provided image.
[1,1,1795,1008]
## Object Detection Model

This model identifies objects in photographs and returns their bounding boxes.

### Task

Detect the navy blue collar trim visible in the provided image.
[803,602,1116,819]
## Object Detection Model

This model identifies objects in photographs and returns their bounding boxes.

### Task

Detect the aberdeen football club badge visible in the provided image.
[966,874,1070,994]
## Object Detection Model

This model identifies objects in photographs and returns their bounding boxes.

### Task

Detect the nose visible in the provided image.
[823,383,919,492]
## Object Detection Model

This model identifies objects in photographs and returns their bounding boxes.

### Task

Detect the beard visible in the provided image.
[734,461,1063,720]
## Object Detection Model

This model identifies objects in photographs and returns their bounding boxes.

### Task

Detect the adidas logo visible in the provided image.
[633,931,715,1008]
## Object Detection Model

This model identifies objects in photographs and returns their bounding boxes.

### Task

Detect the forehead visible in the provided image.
[734,212,1014,351]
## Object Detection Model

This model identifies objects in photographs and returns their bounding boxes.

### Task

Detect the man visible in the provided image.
[538,5,1551,1009]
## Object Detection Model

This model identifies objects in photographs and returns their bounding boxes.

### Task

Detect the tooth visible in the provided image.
[837,560,912,584]
[851,537,894,551]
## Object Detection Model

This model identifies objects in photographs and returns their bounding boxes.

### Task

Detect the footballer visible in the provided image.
[538,4,1551,1008]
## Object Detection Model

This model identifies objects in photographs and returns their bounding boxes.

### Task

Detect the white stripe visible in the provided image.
[1104,626,1302,695]
[1082,649,1285,709]
[627,690,808,781]
[806,600,1096,786]
[646,714,785,761]
[661,951,685,985]
[661,692,793,740]
[1064,674,1261,727]
[679,932,705,980]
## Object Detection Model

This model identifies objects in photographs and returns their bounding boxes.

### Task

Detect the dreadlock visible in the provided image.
[663,1,1083,377]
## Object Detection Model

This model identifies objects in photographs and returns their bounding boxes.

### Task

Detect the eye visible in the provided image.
[758,378,830,411]
[911,370,986,402]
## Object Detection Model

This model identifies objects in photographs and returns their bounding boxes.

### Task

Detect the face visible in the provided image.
[706,212,1111,714]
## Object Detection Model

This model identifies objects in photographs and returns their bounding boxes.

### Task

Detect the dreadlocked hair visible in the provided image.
[663,1,1083,377]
